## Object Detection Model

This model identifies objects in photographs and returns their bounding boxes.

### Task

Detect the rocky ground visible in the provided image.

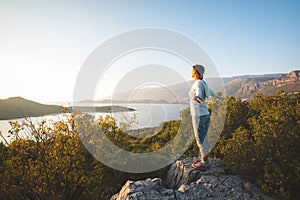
[111,157,273,200]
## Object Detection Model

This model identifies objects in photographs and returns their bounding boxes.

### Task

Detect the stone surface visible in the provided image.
[110,178,175,200]
[165,157,224,189]
[111,157,273,200]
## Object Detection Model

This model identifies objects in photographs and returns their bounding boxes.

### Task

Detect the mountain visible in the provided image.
[108,81,193,104]
[226,70,300,98]
[106,78,227,104]
[0,97,63,120]
[105,70,299,102]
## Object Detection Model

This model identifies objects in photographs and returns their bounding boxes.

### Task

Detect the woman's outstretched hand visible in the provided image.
[218,96,224,100]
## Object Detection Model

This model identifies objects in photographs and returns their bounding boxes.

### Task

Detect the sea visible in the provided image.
[0,103,188,144]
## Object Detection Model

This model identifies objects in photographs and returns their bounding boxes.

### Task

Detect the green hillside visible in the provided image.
[0,97,136,120]
[0,97,62,120]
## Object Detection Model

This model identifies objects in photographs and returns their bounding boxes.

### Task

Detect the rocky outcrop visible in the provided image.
[164,157,223,189]
[267,70,300,86]
[224,70,300,99]
[111,157,273,200]
[110,178,177,200]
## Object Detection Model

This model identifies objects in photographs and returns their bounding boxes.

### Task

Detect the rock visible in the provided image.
[165,157,224,189]
[178,184,190,193]
[110,178,176,200]
[111,157,273,200]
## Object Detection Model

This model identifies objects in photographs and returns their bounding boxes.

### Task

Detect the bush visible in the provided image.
[212,93,300,199]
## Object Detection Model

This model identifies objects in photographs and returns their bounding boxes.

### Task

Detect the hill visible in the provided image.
[105,78,226,104]
[0,97,136,120]
[0,97,63,120]
[104,70,299,102]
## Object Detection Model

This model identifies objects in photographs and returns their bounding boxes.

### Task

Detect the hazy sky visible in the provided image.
[1,0,299,102]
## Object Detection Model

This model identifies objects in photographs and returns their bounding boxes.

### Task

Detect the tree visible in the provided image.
[213,93,300,199]
[1,113,103,199]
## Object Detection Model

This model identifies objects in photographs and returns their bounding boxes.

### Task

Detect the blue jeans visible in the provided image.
[198,115,210,144]
[192,114,211,158]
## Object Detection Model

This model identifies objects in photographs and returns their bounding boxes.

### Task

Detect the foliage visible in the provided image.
[211,97,249,157]
[212,93,300,199]
[0,113,103,199]
[0,113,170,199]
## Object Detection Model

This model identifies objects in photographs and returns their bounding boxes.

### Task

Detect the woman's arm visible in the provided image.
[209,89,223,99]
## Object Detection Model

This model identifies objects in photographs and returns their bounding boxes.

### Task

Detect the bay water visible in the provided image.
[0,103,188,143]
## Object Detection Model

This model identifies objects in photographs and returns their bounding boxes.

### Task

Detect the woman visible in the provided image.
[189,64,223,170]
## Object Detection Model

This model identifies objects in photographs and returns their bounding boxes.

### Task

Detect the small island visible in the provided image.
[70,105,136,113]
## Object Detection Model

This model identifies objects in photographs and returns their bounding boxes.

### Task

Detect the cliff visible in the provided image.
[111,157,272,200]
[226,70,300,98]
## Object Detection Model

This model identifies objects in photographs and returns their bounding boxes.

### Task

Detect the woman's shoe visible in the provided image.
[192,163,208,171]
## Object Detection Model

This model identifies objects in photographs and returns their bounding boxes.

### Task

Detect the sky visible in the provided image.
[0,0,300,103]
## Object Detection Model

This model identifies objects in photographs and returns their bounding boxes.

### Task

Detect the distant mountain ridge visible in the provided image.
[226,70,300,98]
[105,70,299,103]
